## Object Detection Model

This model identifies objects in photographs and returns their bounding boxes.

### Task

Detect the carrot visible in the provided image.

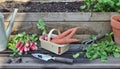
[51,38,79,44]
[56,27,77,39]
[65,27,78,38]
[51,27,79,44]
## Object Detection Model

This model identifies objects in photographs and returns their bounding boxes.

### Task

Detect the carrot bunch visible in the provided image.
[51,27,79,44]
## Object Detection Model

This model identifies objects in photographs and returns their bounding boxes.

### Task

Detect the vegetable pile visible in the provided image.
[8,32,38,56]
[73,33,120,62]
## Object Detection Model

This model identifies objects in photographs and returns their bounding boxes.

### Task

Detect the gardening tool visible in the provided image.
[32,53,73,64]
[69,34,105,52]
[81,34,105,45]
[0,9,18,51]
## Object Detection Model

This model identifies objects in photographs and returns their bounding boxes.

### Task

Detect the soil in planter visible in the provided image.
[0,1,85,12]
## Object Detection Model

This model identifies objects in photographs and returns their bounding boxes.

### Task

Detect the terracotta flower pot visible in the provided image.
[111,14,120,44]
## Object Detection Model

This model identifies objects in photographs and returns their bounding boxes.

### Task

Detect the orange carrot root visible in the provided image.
[56,27,78,39]
[66,27,78,38]
[51,27,79,44]
[51,38,79,44]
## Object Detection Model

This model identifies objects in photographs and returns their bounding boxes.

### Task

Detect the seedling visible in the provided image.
[37,19,47,35]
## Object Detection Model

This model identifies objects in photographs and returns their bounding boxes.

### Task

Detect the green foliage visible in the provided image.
[73,32,120,62]
[73,52,83,59]
[8,32,38,56]
[80,0,120,12]
[80,0,95,12]
[37,19,47,35]
[84,32,120,62]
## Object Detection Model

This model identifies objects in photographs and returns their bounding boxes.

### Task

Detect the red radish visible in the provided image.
[24,40,31,52]
[25,40,31,47]
[41,35,46,40]
[16,41,22,49]
[41,35,48,40]
[19,46,25,53]
[24,46,29,52]
[30,42,38,50]
[17,43,24,51]
[30,45,38,50]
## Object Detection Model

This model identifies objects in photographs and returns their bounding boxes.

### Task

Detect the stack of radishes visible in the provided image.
[41,35,53,41]
[16,40,38,54]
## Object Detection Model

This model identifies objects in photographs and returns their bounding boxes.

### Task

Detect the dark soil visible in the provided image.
[0,1,84,12]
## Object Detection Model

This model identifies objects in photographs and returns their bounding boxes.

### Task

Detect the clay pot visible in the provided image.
[111,14,120,44]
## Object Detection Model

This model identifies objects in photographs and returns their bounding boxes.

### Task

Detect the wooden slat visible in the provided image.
[5,0,84,2]
[5,21,112,35]
[0,57,120,68]
[10,34,91,43]
[3,12,118,22]
[0,64,120,69]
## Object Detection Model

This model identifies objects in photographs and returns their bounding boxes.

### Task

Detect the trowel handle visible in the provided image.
[95,34,105,41]
[53,57,73,64]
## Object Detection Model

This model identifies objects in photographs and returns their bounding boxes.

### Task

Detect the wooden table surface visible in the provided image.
[0,44,120,69]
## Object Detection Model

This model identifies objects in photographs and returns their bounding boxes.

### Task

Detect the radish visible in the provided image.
[30,42,38,50]
[25,40,30,47]
[30,45,38,50]
[17,43,24,51]
[41,35,48,40]
[16,41,22,49]
[24,40,31,52]
[19,46,25,54]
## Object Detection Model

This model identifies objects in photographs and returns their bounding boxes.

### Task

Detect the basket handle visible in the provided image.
[48,29,61,42]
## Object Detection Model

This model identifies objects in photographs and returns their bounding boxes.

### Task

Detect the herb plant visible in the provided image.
[73,52,83,59]
[80,0,95,12]
[73,32,120,62]
[80,0,120,12]
[37,19,47,35]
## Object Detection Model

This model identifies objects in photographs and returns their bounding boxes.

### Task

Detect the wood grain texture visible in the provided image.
[3,12,118,22]
[5,21,111,35]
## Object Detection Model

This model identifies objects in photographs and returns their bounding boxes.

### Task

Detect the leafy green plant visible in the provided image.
[73,52,83,59]
[73,32,120,62]
[80,0,120,12]
[37,19,47,35]
[8,32,38,56]
[80,0,95,12]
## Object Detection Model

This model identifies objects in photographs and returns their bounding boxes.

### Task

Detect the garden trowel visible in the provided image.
[69,34,105,52]
[32,53,73,64]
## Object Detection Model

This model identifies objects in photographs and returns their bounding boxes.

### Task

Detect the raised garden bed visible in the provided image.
[0,0,120,69]
[4,12,115,42]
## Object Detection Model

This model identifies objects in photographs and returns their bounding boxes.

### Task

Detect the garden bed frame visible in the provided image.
[4,12,116,41]
[1,0,84,3]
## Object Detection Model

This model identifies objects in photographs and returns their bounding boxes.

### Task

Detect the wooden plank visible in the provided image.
[10,34,91,43]
[0,57,120,68]
[6,0,84,2]
[5,21,112,35]
[3,12,118,22]
[90,12,118,21]
[1,63,120,69]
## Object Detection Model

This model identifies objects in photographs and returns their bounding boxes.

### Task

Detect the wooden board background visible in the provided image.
[3,12,117,41]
